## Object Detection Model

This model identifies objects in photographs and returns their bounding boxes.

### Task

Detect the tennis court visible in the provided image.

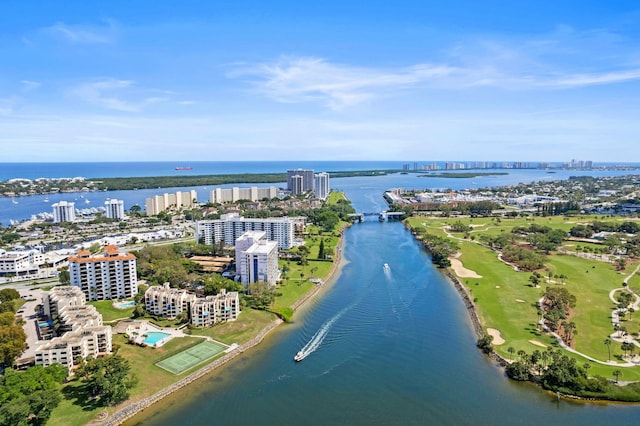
[156,340,227,374]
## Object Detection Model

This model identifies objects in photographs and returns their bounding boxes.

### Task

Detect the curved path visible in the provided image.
[435,221,640,368]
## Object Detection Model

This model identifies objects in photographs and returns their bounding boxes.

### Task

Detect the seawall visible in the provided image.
[102,318,283,426]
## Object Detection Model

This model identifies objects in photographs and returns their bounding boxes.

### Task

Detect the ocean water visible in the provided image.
[0,161,407,181]
[1,162,637,227]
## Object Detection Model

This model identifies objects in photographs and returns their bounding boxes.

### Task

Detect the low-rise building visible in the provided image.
[0,249,45,277]
[189,289,240,327]
[35,286,112,373]
[42,285,86,319]
[144,282,196,319]
[34,326,112,372]
[144,283,240,325]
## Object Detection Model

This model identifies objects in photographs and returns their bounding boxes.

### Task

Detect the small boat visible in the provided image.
[383,263,390,270]
[85,199,90,204]
[175,166,193,170]
[11,198,18,205]
[294,351,305,362]
[43,197,49,202]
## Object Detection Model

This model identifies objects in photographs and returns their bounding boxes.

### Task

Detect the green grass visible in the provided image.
[48,334,206,426]
[188,308,275,344]
[88,299,134,322]
[326,191,348,205]
[406,215,640,381]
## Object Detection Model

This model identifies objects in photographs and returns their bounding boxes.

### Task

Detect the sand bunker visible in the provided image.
[529,340,547,348]
[449,258,482,278]
[487,328,505,345]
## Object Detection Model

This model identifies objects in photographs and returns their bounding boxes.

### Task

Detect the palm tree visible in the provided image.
[508,346,515,362]
[613,370,622,383]
[562,321,577,346]
[604,338,612,361]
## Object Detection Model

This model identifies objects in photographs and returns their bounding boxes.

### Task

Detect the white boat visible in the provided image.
[383,263,390,270]
[294,351,305,362]
[85,199,90,204]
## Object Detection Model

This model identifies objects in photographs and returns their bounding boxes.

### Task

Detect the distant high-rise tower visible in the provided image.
[290,175,304,195]
[52,201,76,223]
[104,199,125,220]
[287,169,314,193]
[314,172,330,200]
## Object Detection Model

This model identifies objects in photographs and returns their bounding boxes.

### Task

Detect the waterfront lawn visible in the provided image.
[326,191,348,205]
[48,335,206,426]
[88,299,134,322]
[189,308,275,345]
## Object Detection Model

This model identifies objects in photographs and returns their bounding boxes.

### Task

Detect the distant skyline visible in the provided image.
[2,1,639,162]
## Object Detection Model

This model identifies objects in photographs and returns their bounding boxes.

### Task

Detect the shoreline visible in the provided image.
[100,224,350,426]
[409,222,640,403]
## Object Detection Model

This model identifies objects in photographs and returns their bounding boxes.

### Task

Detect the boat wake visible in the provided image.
[294,305,353,362]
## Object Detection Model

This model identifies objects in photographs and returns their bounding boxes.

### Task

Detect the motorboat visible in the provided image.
[294,351,305,362]
[383,263,390,270]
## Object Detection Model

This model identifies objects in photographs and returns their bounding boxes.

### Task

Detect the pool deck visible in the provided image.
[124,320,230,349]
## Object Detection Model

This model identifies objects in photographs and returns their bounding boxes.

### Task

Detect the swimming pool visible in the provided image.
[113,300,136,309]
[143,332,171,345]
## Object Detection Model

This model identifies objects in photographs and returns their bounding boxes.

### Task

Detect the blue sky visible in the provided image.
[2,0,639,162]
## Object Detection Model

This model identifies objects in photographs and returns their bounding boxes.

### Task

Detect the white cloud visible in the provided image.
[21,80,41,90]
[70,79,169,112]
[230,56,458,109]
[44,21,116,44]
[232,26,640,109]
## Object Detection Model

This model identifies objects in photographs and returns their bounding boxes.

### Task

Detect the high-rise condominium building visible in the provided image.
[52,201,76,223]
[234,231,279,286]
[290,175,304,195]
[210,186,278,203]
[287,169,314,193]
[69,245,138,301]
[314,172,330,200]
[145,190,198,215]
[104,199,125,220]
[195,213,295,249]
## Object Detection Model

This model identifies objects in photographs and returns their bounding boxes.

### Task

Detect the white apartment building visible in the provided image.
[42,285,86,319]
[196,213,295,249]
[0,249,45,277]
[145,282,195,319]
[235,231,279,286]
[144,283,240,325]
[69,245,138,301]
[52,201,76,223]
[314,172,330,200]
[210,186,278,204]
[35,286,112,373]
[34,326,112,373]
[145,190,198,215]
[189,289,240,327]
[104,198,125,220]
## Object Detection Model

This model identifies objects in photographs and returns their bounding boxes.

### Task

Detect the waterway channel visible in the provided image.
[128,177,640,426]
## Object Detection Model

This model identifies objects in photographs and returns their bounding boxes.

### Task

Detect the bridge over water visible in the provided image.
[347,211,404,223]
